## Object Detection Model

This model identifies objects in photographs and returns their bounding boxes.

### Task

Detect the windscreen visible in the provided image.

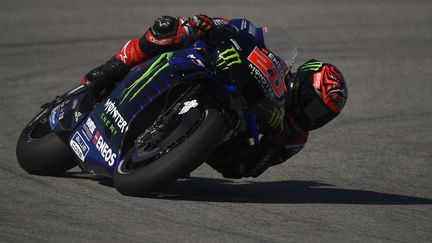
[261,26,298,69]
[229,19,298,68]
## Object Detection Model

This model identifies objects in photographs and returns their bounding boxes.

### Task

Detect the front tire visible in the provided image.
[113,108,226,196]
[16,109,76,175]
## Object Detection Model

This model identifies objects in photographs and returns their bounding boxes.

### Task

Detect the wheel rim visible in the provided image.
[117,108,208,174]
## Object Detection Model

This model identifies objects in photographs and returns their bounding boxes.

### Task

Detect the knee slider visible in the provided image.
[151,16,179,38]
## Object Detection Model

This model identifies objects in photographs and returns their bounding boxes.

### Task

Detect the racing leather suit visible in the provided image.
[82,15,308,178]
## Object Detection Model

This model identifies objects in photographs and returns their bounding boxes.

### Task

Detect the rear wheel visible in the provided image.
[16,109,76,175]
[113,108,226,196]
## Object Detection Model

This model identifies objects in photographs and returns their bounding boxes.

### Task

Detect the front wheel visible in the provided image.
[16,109,76,175]
[113,108,226,196]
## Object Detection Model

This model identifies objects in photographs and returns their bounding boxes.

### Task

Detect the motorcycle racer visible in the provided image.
[82,14,348,179]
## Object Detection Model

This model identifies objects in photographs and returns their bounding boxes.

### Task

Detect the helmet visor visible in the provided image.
[298,94,338,130]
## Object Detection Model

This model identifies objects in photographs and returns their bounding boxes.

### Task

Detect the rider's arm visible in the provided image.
[82,15,226,93]
[209,130,309,179]
[245,131,309,177]
[114,14,226,67]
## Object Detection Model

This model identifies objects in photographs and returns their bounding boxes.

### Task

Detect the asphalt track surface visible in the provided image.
[1,0,432,242]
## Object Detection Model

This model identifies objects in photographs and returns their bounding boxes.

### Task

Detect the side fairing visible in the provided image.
[70,48,208,176]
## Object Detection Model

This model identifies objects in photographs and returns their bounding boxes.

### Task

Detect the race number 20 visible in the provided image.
[247,47,286,98]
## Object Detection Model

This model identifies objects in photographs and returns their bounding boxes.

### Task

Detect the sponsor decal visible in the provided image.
[147,32,174,45]
[82,117,96,141]
[230,39,242,51]
[93,130,116,166]
[74,111,82,122]
[187,54,205,67]
[313,72,322,90]
[248,63,274,96]
[187,54,196,59]
[240,19,248,30]
[266,51,288,77]
[180,18,193,36]
[103,99,127,134]
[69,132,90,162]
[179,100,199,115]
[299,61,323,72]
[92,130,100,144]
[247,47,286,98]
[118,40,131,64]
[86,117,96,133]
[59,110,64,121]
[121,52,173,103]
[50,106,60,129]
[49,105,64,129]
[268,107,284,128]
[212,18,227,26]
[100,113,118,136]
[156,17,171,28]
[216,46,242,71]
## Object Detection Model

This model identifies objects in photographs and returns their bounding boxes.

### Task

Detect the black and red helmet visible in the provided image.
[286,59,348,131]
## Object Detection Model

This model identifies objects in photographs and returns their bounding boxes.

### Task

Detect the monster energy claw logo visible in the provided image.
[269,107,283,128]
[121,52,173,103]
[299,61,323,72]
[216,46,242,71]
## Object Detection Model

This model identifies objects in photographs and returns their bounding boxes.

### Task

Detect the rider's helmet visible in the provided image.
[286,59,348,131]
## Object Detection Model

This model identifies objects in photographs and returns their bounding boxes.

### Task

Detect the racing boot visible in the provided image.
[81,56,130,100]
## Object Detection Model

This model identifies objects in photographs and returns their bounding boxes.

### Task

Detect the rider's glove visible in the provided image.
[241,133,304,178]
[210,135,282,179]
[241,135,282,177]
[189,14,216,39]
[208,130,306,179]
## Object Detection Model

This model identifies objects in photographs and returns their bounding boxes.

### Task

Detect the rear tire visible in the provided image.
[113,108,226,196]
[16,110,76,175]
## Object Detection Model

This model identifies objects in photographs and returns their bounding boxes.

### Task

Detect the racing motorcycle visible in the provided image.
[16,19,297,196]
